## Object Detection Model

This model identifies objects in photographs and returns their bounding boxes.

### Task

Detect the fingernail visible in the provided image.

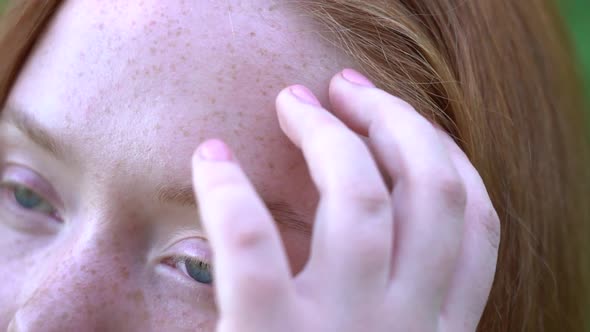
[341,68,375,87]
[197,139,233,161]
[290,85,321,106]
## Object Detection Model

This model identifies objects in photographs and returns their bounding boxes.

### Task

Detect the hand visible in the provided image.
[191,69,500,332]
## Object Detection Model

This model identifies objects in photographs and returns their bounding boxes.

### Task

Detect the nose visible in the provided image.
[7,238,140,331]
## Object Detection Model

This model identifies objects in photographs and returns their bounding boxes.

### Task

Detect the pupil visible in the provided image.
[14,187,42,209]
[185,260,213,285]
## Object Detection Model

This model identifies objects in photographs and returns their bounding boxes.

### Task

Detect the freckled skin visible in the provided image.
[0,0,357,330]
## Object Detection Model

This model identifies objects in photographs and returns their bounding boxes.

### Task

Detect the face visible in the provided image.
[0,1,356,330]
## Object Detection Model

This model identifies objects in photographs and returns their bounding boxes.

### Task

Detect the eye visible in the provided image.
[174,256,213,285]
[13,185,56,215]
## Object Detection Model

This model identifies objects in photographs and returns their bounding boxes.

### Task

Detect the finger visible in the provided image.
[435,131,500,331]
[191,139,294,328]
[276,85,393,300]
[328,69,467,310]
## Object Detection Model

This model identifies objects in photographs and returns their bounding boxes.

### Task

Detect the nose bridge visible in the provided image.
[10,227,133,331]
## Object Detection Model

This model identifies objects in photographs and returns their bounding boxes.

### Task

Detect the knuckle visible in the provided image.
[341,185,391,217]
[411,168,467,209]
[234,267,287,300]
[221,212,270,252]
[213,190,271,250]
[355,234,391,265]
[228,222,268,250]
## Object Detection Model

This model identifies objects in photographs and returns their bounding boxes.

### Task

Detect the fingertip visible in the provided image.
[329,68,375,96]
[290,85,322,106]
[340,68,376,87]
[194,139,233,163]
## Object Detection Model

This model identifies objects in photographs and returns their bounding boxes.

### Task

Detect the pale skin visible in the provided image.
[0,1,499,331]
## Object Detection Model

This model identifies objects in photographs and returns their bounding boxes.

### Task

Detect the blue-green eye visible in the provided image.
[13,185,56,215]
[183,258,213,285]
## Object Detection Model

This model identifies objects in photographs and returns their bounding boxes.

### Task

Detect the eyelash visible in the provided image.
[169,255,214,285]
[1,174,214,286]
[0,182,61,222]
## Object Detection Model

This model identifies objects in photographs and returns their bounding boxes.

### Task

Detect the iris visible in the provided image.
[185,259,213,285]
[14,186,43,209]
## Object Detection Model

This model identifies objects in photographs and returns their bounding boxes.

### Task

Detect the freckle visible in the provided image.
[127,290,145,303]
[268,161,275,169]
[255,135,264,142]
[249,31,256,37]
[120,266,130,280]
[90,269,97,275]
[237,111,243,117]
[98,23,104,30]
[150,47,157,55]
[217,77,224,83]
[209,97,217,104]
[255,77,261,83]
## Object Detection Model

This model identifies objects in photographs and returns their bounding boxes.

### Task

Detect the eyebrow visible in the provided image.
[3,106,311,235]
[157,183,311,235]
[3,105,70,162]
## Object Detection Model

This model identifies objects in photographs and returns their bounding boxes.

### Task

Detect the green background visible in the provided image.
[561,0,590,96]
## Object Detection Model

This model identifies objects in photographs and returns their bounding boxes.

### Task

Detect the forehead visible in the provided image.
[6,0,353,176]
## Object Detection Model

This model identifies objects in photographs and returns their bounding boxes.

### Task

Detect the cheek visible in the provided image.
[0,230,32,325]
